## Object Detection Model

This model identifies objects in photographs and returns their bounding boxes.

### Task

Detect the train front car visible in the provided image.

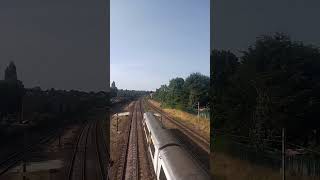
[158,146,210,180]
[143,112,179,174]
[142,112,209,180]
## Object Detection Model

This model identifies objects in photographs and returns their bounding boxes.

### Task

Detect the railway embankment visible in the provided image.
[147,99,210,142]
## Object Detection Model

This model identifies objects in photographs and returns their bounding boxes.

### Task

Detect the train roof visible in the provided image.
[144,112,179,148]
[160,146,209,180]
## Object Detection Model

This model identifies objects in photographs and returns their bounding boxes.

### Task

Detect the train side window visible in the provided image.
[150,138,155,157]
[159,167,167,180]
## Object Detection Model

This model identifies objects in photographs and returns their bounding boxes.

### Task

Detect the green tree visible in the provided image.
[184,73,210,107]
[210,50,240,129]
[167,77,187,109]
[154,85,169,105]
[211,33,320,148]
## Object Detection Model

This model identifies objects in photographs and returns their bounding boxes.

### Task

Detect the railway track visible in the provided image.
[66,121,91,180]
[116,100,155,180]
[0,128,59,176]
[144,99,210,154]
[116,102,135,180]
[117,101,139,180]
[66,119,107,180]
[115,98,209,179]
[137,100,155,180]
[95,119,109,180]
[0,117,109,180]
[124,102,139,180]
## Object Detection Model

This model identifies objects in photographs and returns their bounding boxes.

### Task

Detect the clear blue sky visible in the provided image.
[111,0,210,91]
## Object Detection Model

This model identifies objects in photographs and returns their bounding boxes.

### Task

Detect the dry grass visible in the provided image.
[148,100,210,141]
[212,152,280,180]
[149,100,161,107]
[211,152,318,180]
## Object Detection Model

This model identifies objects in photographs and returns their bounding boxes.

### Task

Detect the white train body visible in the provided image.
[142,112,209,180]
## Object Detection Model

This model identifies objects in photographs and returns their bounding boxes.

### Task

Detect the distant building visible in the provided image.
[5,61,18,81]
[111,81,117,89]
[0,61,25,124]
[110,81,118,97]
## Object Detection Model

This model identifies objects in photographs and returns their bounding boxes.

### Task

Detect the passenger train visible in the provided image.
[142,112,209,180]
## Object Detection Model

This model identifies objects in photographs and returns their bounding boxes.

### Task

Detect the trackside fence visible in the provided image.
[213,131,320,177]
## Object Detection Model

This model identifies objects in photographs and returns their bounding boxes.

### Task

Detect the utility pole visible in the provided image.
[116,113,119,132]
[20,96,24,124]
[282,128,286,180]
[197,102,200,119]
[58,128,61,147]
[22,129,27,180]
[21,96,27,180]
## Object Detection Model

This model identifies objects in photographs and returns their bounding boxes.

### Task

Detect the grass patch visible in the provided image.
[212,151,318,180]
[212,135,319,180]
[142,99,151,112]
[212,152,280,180]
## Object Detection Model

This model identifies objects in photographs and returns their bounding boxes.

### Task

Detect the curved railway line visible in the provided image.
[66,119,108,180]
[66,121,90,180]
[0,128,59,176]
[0,112,110,180]
[95,118,109,180]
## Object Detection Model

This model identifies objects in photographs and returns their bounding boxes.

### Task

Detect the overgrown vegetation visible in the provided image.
[210,33,320,150]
